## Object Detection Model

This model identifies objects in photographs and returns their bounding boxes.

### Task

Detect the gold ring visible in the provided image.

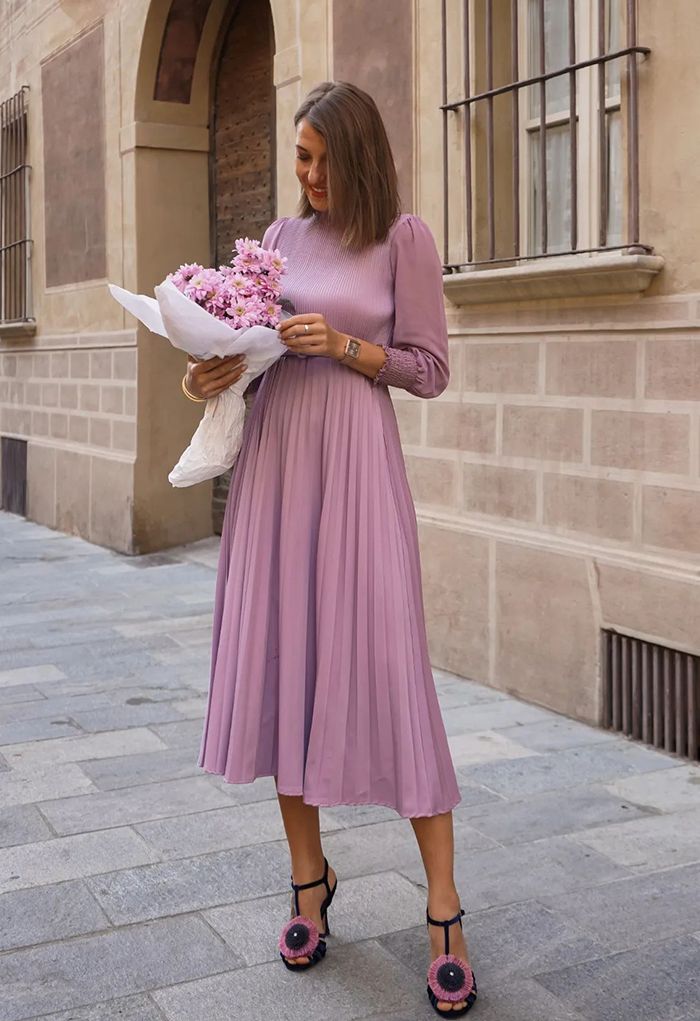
[304,323,310,334]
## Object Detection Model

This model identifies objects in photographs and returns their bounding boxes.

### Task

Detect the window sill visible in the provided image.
[0,321,36,339]
[443,250,664,305]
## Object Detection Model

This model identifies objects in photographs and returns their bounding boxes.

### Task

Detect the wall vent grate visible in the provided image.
[602,629,699,763]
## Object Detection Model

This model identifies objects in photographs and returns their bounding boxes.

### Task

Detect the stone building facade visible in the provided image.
[0,1,698,731]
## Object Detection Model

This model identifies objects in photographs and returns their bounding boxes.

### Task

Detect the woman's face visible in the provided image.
[295,118,328,212]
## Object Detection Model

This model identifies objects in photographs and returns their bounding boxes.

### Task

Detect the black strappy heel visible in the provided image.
[426,907,477,1015]
[278,856,337,970]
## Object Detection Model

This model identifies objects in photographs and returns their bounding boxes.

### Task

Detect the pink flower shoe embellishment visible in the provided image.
[278,915,320,959]
[427,953,475,1003]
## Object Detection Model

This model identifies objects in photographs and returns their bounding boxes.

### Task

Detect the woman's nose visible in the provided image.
[308,165,325,185]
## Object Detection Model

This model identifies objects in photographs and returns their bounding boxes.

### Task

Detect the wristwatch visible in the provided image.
[341,335,361,364]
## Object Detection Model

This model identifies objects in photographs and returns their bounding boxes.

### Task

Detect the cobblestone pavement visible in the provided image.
[1,509,699,1021]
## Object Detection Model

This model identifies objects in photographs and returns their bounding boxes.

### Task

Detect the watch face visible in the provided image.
[346,338,361,358]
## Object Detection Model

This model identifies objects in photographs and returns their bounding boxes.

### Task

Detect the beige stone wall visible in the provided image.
[42,22,107,288]
[396,291,700,722]
[0,336,137,544]
[0,2,137,550]
[405,2,700,723]
[332,0,414,211]
[638,2,700,297]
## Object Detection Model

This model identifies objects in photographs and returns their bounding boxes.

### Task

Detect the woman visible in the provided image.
[187,81,477,1016]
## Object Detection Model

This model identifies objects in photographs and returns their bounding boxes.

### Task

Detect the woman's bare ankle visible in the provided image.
[427,883,461,917]
[290,851,327,884]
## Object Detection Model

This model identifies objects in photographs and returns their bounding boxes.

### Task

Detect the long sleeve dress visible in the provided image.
[197,210,462,818]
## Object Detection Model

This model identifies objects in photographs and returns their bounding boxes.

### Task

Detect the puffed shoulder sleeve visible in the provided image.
[261,216,288,251]
[372,214,449,399]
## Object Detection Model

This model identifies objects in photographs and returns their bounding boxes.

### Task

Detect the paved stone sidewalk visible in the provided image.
[1,510,699,1021]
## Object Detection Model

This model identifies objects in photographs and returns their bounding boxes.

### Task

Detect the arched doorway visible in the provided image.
[129,0,334,551]
[126,0,281,551]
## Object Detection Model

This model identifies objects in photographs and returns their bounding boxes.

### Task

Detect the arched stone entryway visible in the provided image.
[124,0,310,551]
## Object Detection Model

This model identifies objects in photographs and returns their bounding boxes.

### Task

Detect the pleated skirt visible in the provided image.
[197,352,461,818]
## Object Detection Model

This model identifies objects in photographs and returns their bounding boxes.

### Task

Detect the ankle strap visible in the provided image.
[290,857,330,919]
[426,907,465,928]
[426,907,465,957]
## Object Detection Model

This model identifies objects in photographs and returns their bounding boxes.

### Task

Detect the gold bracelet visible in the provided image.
[181,374,207,402]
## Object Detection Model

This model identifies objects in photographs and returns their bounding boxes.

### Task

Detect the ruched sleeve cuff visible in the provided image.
[372,346,423,391]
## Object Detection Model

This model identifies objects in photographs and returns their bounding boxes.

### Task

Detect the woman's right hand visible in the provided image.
[185,353,248,399]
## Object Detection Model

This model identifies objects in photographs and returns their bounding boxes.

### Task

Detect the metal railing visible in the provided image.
[440,0,651,271]
[0,86,33,323]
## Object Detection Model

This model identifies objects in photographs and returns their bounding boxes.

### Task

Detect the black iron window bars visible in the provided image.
[441,0,651,271]
[0,85,32,324]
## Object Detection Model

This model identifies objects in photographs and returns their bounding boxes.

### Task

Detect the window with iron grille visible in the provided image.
[0,86,33,324]
[440,0,651,271]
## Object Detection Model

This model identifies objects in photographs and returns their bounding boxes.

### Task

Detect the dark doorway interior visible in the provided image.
[1,436,27,516]
[210,0,276,535]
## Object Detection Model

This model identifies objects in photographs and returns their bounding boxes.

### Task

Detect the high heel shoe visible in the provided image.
[426,907,477,1016]
[278,855,337,970]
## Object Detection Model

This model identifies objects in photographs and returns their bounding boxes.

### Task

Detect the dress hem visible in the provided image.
[198,764,461,819]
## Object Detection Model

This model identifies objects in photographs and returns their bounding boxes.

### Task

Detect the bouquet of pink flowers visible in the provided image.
[109,237,288,487]
[168,237,286,330]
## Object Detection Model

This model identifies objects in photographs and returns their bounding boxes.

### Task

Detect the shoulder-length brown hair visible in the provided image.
[294,81,401,250]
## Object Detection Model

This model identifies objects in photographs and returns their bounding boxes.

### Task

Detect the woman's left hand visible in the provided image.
[276,313,344,361]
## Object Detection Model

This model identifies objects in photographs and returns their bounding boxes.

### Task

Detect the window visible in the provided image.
[0,86,32,324]
[439,0,649,270]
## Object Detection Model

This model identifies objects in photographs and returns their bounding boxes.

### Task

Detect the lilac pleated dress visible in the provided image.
[197,210,462,818]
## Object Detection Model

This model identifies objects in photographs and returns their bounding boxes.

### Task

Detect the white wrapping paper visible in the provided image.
[108,278,286,487]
